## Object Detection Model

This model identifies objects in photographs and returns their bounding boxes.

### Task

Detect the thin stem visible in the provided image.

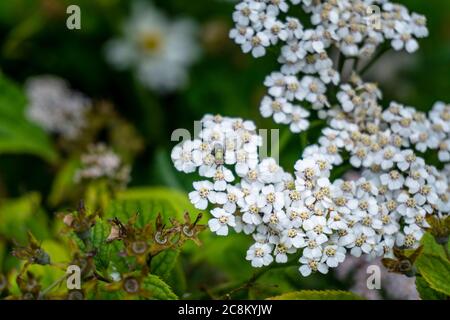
[338,54,346,77]
[94,271,112,284]
[39,274,68,299]
[358,46,391,76]
[300,131,308,153]
[276,128,293,155]
[212,258,300,300]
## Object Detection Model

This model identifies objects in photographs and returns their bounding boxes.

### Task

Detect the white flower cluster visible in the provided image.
[105,1,200,92]
[231,0,427,58]
[25,76,90,140]
[230,0,428,133]
[75,143,131,188]
[170,0,448,278]
[171,110,449,277]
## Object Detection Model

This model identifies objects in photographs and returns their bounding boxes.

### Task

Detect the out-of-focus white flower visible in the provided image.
[75,143,130,188]
[105,1,200,92]
[25,75,90,140]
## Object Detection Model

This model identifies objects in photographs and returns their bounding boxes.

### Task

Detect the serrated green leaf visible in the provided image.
[415,276,447,300]
[0,72,58,163]
[89,220,127,275]
[151,249,179,281]
[106,187,197,226]
[415,254,450,296]
[166,261,187,296]
[69,232,86,252]
[91,282,124,300]
[142,274,178,300]
[420,232,447,259]
[90,220,111,272]
[268,290,364,300]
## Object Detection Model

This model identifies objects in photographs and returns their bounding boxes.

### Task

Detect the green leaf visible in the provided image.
[142,274,178,300]
[90,220,111,272]
[415,253,450,296]
[0,72,58,163]
[88,220,128,275]
[420,232,447,259]
[415,276,447,300]
[106,187,197,226]
[69,232,86,252]
[166,261,187,296]
[48,157,81,206]
[151,249,179,281]
[268,290,364,300]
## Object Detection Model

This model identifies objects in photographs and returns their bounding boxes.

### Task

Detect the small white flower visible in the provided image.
[246,242,274,267]
[396,224,423,248]
[321,245,346,268]
[216,185,245,213]
[242,32,270,58]
[302,231,328,259]
[207,167,235,191]
[208,208,236,236]
[380,170,405,190]
[274,243,296,263]
[302,215,331,236]
[171,140,202,173]
[189,180,216,210]
[259,158,284,184]
[281,227,305,248]
[259,184,285,213]
[348,230,376,257]
[264,17,288,44]
[260,96,292,124]
[299,256,328,276]
[289,106,310,133]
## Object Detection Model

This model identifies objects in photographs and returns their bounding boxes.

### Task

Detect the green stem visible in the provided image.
[300,131,308,154]
[276,128,293,155]
[39,274,68,299]
[212,258,300,300]
[358,46,391,76]
[337,52,345,76]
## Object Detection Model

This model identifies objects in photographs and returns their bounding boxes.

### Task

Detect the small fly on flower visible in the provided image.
[213,143,225,166]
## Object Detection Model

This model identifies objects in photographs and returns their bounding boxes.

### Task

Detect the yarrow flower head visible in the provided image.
[229,0,429,134]
[105,1,200,92]
[75,143,131,189]
[25,75,91,140]
[171,0,449,278]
